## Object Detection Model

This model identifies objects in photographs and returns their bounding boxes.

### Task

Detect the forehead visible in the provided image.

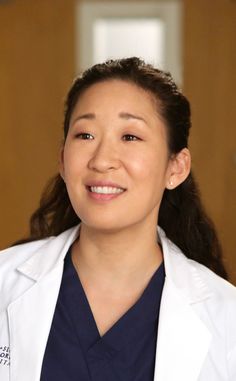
[69,79,169,143]
[72,79,158,115]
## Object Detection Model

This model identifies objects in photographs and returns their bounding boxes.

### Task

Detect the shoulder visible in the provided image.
[0,225,80,270]
[0,238,54,300]
[0,238,53,311]
[189,258,236,333]
[160,228,236,318]
[189,257,236,299]
[167,236,236,332]
[0,237,53,271]
[159,227,236,301]
[0,225,80,279]
[0,226,80,310]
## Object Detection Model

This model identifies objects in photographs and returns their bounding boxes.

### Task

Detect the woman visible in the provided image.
[0,57,235,381]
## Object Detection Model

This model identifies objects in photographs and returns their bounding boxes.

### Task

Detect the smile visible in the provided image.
[89,186,125,194]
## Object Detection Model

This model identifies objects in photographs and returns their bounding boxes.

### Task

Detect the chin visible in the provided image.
[78,214,137,233]
[80,220,126,233]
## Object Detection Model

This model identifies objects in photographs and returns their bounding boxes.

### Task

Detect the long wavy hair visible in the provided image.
[14,57,228,279]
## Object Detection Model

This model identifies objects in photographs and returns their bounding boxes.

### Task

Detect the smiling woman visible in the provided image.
[60,79,177,234]
[0,57,236,381]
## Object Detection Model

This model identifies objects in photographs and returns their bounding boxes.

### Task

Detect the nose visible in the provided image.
[88,138,121,173]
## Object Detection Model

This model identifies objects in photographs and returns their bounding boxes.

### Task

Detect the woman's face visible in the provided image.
[61,80,176,232]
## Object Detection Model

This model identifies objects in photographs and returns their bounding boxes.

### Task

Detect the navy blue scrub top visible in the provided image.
[40,247,165,381]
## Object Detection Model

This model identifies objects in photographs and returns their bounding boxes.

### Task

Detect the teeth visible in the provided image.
[90,186,124,194]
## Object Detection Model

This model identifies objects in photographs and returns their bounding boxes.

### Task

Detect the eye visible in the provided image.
[75,133,94,140]
[122,134,140,141]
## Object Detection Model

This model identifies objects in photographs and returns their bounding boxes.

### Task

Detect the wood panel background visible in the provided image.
[0,0,75,245]
[0,0,235,283]
[183,0,236,283]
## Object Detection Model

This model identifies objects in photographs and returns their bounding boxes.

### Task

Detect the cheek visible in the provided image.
[127,149,168,184]
[63,146,86,178]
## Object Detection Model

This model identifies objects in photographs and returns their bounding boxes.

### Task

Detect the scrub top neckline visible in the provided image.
[61,247,165,360]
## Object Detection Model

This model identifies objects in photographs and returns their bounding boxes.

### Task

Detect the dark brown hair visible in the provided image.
[15,57,228,279]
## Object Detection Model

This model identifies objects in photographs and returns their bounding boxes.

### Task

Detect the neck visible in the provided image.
[72,221,163,291]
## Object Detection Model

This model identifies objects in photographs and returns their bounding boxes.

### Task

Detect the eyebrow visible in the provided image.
[72,112,147,125]
[73,113,95,123]
[118,112,147,124]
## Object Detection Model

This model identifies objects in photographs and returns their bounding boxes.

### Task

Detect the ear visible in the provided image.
[59,146,65,182]
[166,148,191,190]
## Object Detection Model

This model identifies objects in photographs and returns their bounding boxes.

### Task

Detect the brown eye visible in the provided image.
[122,134,140,141]
[75,133,94,140]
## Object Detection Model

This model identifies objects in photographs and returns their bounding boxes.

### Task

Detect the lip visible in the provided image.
[85,180,126,190]
[87,191,125,202]
[85,180,127,202]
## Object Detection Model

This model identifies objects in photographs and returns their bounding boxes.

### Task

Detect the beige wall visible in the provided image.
[0,0,235,282]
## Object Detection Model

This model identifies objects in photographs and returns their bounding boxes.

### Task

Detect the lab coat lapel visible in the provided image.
[8,264,63,381]
[7,225,80,381]
[153,278,212,381]
[154,229,212,381]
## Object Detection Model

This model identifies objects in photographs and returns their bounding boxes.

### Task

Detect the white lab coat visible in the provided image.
[0,225,236,381]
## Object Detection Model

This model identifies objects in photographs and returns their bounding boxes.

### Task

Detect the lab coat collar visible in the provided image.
[158,226,213,303]
[17,224,212,303]
[16,225,81,281]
